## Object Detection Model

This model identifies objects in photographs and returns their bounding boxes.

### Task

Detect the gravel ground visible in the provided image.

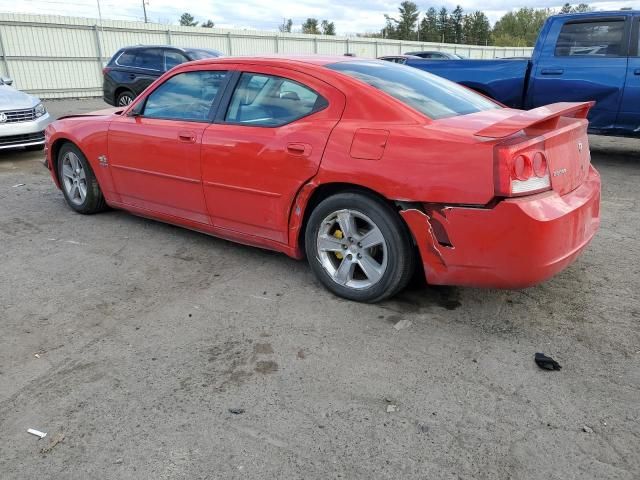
[0,98,638,480]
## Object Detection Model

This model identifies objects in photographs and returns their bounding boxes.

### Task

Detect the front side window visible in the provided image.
[164,50,188,71]
[555,20,626,57]
[143,70,227,121]
[225,73,327,127]
[328,60,499,120]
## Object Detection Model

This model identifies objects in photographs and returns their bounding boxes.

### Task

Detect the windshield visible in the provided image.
[327,60,499,120]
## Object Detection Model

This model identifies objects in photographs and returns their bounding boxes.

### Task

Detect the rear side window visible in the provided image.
[115,50,136,67]
[143,71,228,121]
[135,49,163,70]
[555,20,626,57]
[328,60,499,120]
[225,73,327,127]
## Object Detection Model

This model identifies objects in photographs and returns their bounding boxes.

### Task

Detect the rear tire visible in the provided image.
[305,192,415,303]
[116,90,135,107]
[57,143,107,214]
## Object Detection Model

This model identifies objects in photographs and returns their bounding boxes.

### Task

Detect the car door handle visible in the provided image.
[540,69,564,75]
[287,143,310,156]
[634,69,640,75]
[178,131,196,143]
[128,73,136,80]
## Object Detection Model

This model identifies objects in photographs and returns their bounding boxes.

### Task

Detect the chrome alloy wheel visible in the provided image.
[316,209,388,290]
[61,151,87,206]
[118,94,133,106]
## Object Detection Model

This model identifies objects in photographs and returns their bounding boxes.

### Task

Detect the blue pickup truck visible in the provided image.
[404,11,640,136]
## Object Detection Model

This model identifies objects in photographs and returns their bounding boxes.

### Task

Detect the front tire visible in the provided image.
[305,192,415,303]
[57,143,107,214]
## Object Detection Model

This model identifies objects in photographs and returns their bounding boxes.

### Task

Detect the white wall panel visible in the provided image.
[0,13,533,98]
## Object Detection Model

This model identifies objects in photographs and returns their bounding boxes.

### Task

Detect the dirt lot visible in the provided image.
[1,98,639,479]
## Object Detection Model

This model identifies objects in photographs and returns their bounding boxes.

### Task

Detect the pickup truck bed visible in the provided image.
[405,58,530,109]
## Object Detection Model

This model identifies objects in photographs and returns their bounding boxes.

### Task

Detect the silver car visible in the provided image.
[0,77,51,151]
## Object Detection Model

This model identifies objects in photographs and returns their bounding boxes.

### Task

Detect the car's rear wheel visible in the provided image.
[57,143,107,214]
[116,90,135,106]
[305,192,415,303]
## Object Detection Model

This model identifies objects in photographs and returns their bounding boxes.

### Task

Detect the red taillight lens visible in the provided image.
[532,152,547,177]
[512,155,532,181]
[494,140,551,197]
[102,67,112,75]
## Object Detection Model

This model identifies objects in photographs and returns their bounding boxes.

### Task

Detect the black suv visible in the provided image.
[103,45,223,106]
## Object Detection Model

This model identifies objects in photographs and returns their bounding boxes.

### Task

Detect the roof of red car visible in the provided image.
[189,55,359,68]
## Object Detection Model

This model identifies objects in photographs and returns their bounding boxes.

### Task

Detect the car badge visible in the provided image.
[0,112,7,123]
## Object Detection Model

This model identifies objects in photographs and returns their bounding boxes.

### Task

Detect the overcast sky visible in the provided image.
[2,0,638,33]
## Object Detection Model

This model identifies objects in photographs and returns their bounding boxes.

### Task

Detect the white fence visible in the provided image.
[0,13,534,99]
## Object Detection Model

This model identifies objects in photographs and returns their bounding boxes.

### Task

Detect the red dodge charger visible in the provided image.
[45,56,600,302]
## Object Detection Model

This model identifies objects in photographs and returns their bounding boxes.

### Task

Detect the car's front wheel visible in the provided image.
[57,143,107,214]
[305,192,415,303]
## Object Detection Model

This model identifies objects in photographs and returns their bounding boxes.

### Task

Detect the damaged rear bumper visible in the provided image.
[401,166,601,289]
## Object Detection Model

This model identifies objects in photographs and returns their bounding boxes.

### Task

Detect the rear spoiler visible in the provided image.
[474,101,594,139]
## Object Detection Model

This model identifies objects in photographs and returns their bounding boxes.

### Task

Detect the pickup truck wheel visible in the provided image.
[305,192,415,303]
[57,143,107,214]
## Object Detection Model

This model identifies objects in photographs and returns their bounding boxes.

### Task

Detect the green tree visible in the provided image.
[384,1,419,40]
[561,3,593,13]
[436,7,453,43]
[201,19,214,28]
[574,3,593,12]
[463,11,491,45]
[492,8,551,47]
[419,7,439,42]
[321,20,336,35]
[302,18,320,34]
[279,18,293,33]
[179,12,198,27]
[451,5,464,44]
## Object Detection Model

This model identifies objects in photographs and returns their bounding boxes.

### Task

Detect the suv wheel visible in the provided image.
[116,91,135,106]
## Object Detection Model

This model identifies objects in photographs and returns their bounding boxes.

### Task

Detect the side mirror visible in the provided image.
[128,100,144,117]
[1,77,13,86]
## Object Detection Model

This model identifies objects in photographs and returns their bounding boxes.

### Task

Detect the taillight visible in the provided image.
[495,141,551,197]
[532,152,547,177]
[102,67,112,76]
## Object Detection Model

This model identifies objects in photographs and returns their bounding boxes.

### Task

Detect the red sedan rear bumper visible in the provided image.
[401,166,601,289]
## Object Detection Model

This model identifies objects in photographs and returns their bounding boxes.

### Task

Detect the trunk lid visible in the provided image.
[543,118,591,195]
[473,102,593,196]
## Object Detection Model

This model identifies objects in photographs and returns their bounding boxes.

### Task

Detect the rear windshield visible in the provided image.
[327,60,499,120]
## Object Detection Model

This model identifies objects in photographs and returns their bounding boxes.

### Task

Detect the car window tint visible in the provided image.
[225,73,326,127]
[555,20,625,57]
[185,49,223,60]
[164,50,187,71]
[328,60,499,120]
[143,71,227,121]
[135,49,163,70]
[116,51,136,67]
